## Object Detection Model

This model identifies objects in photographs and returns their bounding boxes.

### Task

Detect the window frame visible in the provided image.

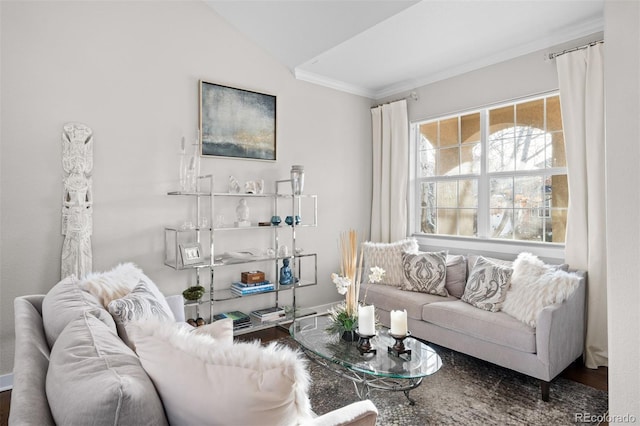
[409,92,566,260]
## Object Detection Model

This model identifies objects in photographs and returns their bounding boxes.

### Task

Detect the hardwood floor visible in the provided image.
[0,327,607,426]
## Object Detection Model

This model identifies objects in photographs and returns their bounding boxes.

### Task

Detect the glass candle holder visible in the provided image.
[290,165,304,195]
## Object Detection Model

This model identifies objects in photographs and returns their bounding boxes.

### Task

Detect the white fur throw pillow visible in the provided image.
[127,320,313,426]
[362,238,419,286]
[80,263,147,307]
[502,252,580,327]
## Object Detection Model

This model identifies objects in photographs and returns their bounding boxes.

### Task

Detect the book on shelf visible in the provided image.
[250,306,286,322]
[231,282,275,296]
[213,311,251,326]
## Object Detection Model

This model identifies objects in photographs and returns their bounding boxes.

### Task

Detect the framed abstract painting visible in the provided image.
[199,80,276,161]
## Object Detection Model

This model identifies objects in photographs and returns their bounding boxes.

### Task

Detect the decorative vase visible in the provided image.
[341,330,357,342]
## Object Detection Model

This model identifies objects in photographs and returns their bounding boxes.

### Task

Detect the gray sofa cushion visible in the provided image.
[42,275,116,348]
[445,254,467,298]
[360,283,456,320]
[422,300,536,353]
[46,310,168,426]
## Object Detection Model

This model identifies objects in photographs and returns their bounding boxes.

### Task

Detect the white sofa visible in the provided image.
[10,266,378,426]
[359,245,586,402]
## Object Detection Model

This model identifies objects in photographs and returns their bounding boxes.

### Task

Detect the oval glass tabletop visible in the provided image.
[290,314,442,379]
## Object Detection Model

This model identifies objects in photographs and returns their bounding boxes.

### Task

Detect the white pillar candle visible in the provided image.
[358,305,376,336]
[390,309,408,336]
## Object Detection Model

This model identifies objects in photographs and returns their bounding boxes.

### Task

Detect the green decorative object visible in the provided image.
[182,285,206,301]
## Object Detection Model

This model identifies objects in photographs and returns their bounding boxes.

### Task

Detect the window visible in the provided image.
[414,94,567,243]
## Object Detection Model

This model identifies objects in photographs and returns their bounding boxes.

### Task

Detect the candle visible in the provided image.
[358,305,376,336]
[390,309,408,336]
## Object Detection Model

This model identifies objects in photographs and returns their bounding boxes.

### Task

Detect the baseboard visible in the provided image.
[0,373,13,392]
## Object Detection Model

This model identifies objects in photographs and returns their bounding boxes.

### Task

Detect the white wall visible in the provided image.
[0,0,372,375]
[604,1,640,421]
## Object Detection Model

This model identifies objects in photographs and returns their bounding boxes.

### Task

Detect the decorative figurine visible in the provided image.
[279,258,293,285]
[229,175,241,193]
[235,198,250,227]
[61,122,93,280]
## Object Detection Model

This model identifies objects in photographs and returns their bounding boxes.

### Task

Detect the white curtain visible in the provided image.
[556,43,607,368]
[370,100,409,243]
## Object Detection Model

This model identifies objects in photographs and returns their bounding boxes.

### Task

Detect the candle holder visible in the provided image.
[387,331,412,359]
[356,329,377,355]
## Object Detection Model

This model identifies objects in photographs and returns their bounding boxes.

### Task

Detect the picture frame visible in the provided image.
[199,80,276,161]
[179,242,203,266]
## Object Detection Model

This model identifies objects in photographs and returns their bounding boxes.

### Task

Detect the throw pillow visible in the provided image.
[461,256,513,312]
[42,275,116,348]
[401,251,448,296]
[126,320,314,426]
[502,252,580,327]
[107,279,175,348]
[79,262,147,307]
[445,254,467,298]
[46,311,168,425]
[362,238,419,286]
[191,318,234,345]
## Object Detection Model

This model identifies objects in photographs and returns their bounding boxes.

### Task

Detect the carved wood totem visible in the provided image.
[61,123,93,279]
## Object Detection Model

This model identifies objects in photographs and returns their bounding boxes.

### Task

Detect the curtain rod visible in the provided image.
[547,40,603,60]
[372,91,419,108]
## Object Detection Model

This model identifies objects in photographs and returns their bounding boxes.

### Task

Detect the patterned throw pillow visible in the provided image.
[401,251,448,296]
[108,280,174,348]
[461,256,513,312]
[362,238,419,286]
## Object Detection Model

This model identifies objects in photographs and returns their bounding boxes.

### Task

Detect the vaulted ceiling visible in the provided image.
[205,1,604,100]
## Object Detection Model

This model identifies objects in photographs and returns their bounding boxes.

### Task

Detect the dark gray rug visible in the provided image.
[282,338,608,425]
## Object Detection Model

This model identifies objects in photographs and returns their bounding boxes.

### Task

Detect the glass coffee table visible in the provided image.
[290,314,442,405]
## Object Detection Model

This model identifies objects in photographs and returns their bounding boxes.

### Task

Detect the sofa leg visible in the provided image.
[540,381,550,402]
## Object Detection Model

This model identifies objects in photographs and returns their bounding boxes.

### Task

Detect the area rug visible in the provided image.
[282,338,608,425]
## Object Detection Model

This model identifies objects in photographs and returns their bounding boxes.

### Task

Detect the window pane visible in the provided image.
[514,212,543,241]
[458,179,477,207]
[548,208,567,243]
[550,132,566,168]
[487,138,515,172]
[546,96,563,132]
[420,149,435,177]
[489,105,514,134]
[515,130,549,171]
[461,113,480,144]
[419,182,436,234]
[460,143,480,174]
[420,122,437,147]
[459,209,477,236]
[515,176,543,208]
[439,117,458,147]
[551,174,568,208]
[436,209,457,235]
[437,147,460,175]
[437,181,457,208]
[516,99,544,130]
[490,178,513,208]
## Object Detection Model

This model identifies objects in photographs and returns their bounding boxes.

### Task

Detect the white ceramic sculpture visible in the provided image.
[61,123,93,279]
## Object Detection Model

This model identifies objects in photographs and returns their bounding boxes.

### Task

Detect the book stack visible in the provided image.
[250,306,286,322]
[231,280,274,296]
[213,311,252,330]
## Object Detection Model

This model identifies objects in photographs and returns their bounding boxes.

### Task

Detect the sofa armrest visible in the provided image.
[9,296,55,426]
[302,400,378,426]
[535,271,586,379]
[164,294,185,322]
